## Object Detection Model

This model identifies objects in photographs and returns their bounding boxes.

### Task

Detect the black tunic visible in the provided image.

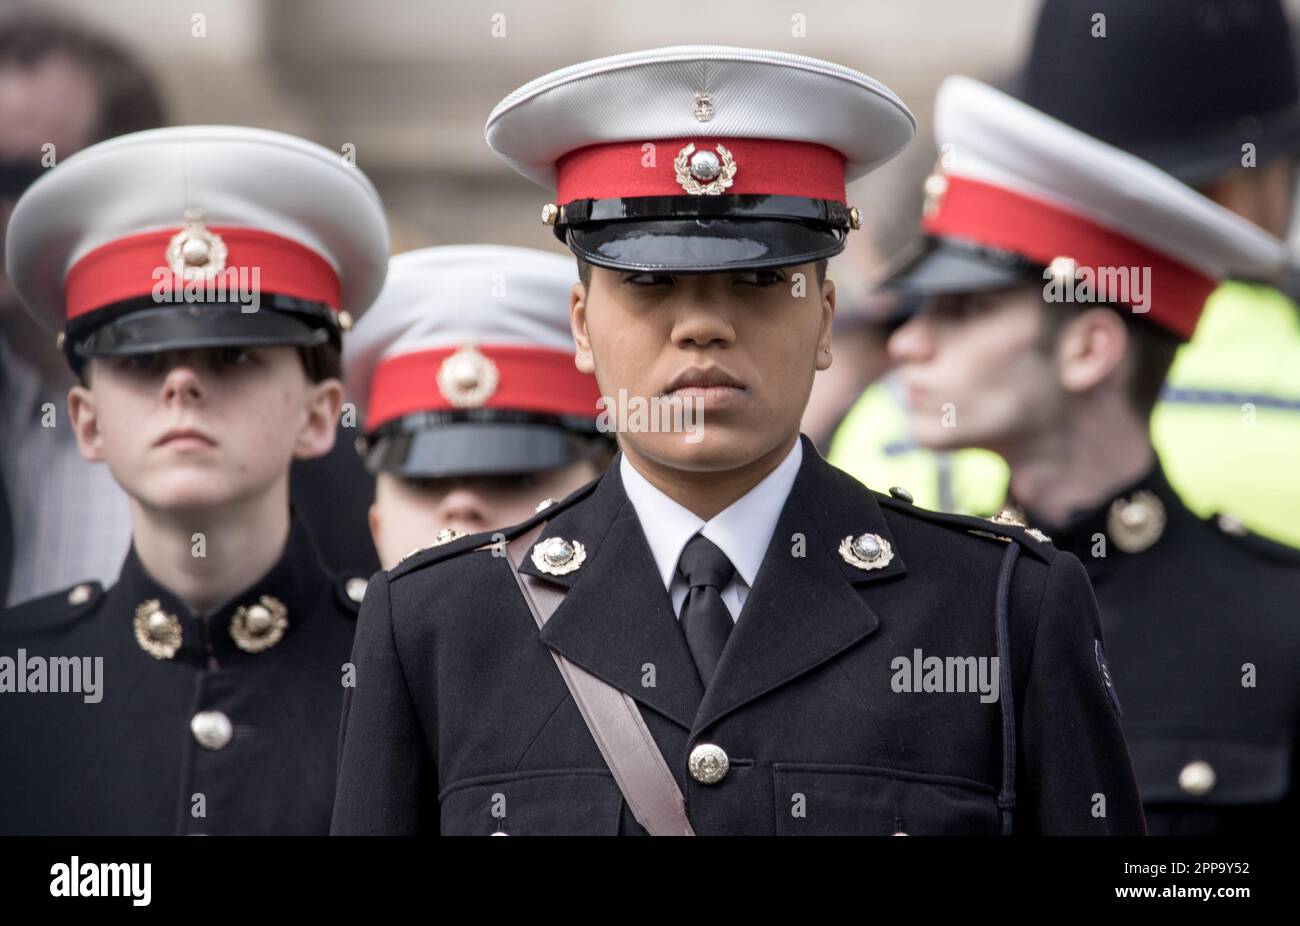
[0,512,362,835]
[332,436,1145,835]
[1021,460,1300,835]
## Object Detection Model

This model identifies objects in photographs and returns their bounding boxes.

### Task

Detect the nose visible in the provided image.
[161,361,205,405]
[435,482,490,534]
[669,286,737,350]
[887,311,937,366]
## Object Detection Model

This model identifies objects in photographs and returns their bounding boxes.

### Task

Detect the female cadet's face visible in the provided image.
[886,285,1062,453]
[572,263,834,473]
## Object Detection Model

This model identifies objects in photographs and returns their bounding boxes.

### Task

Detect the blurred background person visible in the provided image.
[884,75,1299,835]
[0,12,164,604]
[1023,0,1300,545]
[799,223,899,453]
[345,245,614,569]
[831,0,1300,546]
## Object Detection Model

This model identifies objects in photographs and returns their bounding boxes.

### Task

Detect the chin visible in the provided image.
[627,426,786,473]
[909,421,994,454]
[136,475,248,513]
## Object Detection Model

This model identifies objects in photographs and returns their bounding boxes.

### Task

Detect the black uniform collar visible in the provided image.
[114,509,330,669]
[1014,456,1186,578]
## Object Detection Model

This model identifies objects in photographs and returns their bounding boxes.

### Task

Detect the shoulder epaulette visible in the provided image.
[875,491,1058,564]
[2,580,106,629]
[1211,512,1300,568]
[333,572,373,614]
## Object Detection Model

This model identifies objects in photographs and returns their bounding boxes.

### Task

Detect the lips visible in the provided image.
[153,427,216,448]
[660,366,748,397]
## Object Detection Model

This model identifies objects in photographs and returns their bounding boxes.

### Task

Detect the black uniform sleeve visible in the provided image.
[331,570,439,834]
[1017,551,1147,834]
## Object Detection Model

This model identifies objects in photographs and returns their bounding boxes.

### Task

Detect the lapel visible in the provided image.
[519,458,705,729]
[518,436,909,735]
[691,436,906,735]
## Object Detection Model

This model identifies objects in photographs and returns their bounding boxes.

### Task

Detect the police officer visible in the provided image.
[0,126,389,834]
[345,245,614,569]
[331,47,1144,836]
[882,76,1299,834]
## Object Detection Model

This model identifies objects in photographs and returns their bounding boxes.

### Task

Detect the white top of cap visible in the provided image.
[6,124,391,329]
[486,45,916,189]
[343,245,579,420]
[935,76,1288,281]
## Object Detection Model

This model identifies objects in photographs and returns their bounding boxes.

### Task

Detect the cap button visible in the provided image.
[66,583,94,606]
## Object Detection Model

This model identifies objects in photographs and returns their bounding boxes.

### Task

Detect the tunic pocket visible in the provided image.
[439,768,623,835]
[771,762,1001,835]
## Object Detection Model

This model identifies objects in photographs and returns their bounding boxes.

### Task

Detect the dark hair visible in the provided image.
[0,12,166,145]
[296,341,343,383]
[1035,298,1180,421]
[575,256,829,288]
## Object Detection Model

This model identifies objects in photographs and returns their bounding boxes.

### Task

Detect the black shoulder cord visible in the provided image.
[994,542,1021,836]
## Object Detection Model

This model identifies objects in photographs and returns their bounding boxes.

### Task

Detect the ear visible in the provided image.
[1056,307,1128,394]
[294,376,344,460]
[67,382,107,462]
[815,277,837,371]
[570,279,595,374]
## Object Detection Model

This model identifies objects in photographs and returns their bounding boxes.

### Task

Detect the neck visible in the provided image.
[622,432,799,521]
[129,480,292,614]
[1002,400,1154,528]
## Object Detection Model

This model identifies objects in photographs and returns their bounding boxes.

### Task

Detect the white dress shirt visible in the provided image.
[619,438,803,622]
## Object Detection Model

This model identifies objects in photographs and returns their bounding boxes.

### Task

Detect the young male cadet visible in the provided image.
[883,77,1300,835]
[0,125,389,834]
[332,47,1145,836]
[345,245,614,569]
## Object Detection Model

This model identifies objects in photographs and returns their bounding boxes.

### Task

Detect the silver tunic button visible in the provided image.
[1178,760,1216,796]
[345,577,368,603]
[688,743,729,785]
[191,711,233,750]
[66,583,94,605]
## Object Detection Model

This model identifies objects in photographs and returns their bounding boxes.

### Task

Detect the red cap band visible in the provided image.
[367,345,602,430]
[924,175,1214,339]
[64,226,341,320]
[556,138,847,204]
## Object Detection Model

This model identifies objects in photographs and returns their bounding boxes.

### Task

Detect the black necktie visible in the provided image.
[676,534,736,686]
